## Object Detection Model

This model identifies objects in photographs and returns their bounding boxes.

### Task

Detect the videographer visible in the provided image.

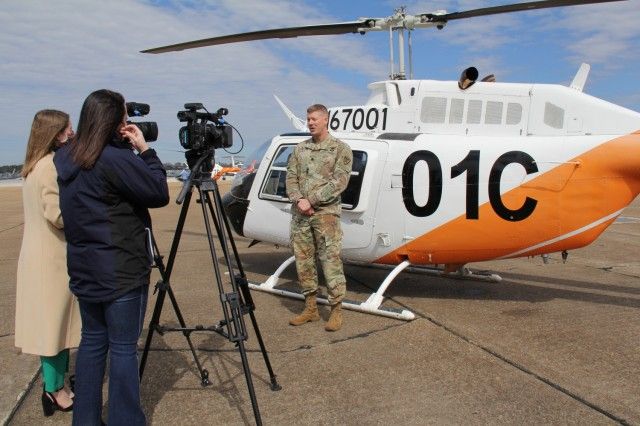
[54,89,169,426]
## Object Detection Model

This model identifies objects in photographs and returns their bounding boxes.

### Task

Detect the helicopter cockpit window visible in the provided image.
[260,144,294,200]
[259,144,367,211]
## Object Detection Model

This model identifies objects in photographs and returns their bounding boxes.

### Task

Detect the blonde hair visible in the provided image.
[22,110,69,178]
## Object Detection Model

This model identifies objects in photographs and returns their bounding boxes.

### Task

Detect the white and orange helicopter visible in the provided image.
[143,0,640,320]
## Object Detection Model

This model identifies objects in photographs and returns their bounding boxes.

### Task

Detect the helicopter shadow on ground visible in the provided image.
[498,270,640,296]
[347,264,640,310]
[237,249,640,312]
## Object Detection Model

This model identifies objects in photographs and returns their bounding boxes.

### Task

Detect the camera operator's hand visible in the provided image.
[120,124,149,154]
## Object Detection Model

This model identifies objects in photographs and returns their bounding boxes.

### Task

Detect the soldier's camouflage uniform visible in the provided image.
[286,135,353,304]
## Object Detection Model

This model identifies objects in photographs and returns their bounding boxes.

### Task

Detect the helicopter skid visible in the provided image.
[345,261,503,283]
[247,284,415,321]
[248,256,415,321]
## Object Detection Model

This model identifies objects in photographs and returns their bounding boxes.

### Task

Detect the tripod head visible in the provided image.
[176,148,217,205]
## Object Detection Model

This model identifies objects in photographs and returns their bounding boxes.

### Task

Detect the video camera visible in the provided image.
[177,103,233,152]
[126,102,158,142]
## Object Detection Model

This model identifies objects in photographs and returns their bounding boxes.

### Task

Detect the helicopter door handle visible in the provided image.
[281,205,292,213]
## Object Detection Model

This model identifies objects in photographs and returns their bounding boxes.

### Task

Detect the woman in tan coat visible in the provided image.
[15,109,81,416]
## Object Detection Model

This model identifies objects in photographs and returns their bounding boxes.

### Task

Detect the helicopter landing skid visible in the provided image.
[249,256,503,321]
[248,256,415,321]
[345,261,503,283]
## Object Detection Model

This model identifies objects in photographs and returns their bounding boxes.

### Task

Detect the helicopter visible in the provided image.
[143,0,639,320]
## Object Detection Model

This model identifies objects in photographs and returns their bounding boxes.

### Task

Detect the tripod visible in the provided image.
[139,149,281,426]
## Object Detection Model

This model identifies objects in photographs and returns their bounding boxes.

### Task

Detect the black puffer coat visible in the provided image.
[54,142,170,302]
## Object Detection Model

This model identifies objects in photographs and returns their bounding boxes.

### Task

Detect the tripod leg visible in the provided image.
[238,339,262,426]
[212,180,246,276]
[209,183,281,391]
[140,190,210,386]
[139,281,210,386]
[139,280,167,379]
[201,186,267,424]
[237,277,281,391]
[248,309,282,391]
[165,284,210,386]
[226,292,263,426]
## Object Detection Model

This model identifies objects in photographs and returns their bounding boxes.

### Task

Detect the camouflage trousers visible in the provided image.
[290,213,346,304]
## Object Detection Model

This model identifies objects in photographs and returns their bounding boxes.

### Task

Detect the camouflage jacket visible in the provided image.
[286,135,353,216]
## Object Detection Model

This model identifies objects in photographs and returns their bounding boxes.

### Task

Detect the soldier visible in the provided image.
[286,104,353,331]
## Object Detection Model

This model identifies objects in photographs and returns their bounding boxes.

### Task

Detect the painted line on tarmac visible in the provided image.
[3,366,41,425]
[0,223,23,234]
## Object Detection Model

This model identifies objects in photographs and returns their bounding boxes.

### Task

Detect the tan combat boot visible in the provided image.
[289,293,320,326]
[324,303,343,331]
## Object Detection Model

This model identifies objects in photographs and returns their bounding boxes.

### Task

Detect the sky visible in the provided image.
[1,0,639,165]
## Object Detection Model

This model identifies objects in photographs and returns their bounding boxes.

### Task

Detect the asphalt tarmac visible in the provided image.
[1,181,638,425]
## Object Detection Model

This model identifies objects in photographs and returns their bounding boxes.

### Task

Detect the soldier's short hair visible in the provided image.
[306,104,328,117]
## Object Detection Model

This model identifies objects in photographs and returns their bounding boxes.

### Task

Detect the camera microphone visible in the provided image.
[125,102,157,142]
[126,102,150,117]
[184,103,204,110]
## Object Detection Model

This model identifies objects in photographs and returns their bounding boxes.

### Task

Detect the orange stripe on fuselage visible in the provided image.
[376,131,640,265]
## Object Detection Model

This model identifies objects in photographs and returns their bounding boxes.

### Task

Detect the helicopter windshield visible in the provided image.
[230,139,270,187]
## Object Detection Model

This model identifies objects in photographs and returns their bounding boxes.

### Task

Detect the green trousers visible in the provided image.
[40,349,69,392]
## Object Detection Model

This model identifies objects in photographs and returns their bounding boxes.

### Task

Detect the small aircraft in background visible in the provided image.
[214,155,244,180]
[213,165,241,181]
[143,0,639,320]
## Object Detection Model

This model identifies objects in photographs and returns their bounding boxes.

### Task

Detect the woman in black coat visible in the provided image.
[55,89,169,426]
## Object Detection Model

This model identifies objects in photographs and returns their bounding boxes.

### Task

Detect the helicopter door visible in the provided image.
[248,141,385,250]
[340,146,385,250]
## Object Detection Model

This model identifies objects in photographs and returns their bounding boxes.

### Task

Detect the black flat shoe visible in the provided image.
[42,389,73,417]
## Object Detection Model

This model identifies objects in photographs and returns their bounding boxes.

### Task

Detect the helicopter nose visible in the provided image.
[222,173,255,237]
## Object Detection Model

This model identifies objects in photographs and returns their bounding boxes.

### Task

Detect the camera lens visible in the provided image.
[129,121,158,142]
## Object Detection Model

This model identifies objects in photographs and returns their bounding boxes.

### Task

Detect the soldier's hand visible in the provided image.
[297,199,313,214]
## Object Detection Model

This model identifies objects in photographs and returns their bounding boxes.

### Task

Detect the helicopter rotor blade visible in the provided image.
[141,0,627,54]
[141,21,374,54]
[425,0,626,23]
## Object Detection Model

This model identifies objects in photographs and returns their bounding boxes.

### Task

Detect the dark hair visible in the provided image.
[69,89,125,169]
[22,110,70,177]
